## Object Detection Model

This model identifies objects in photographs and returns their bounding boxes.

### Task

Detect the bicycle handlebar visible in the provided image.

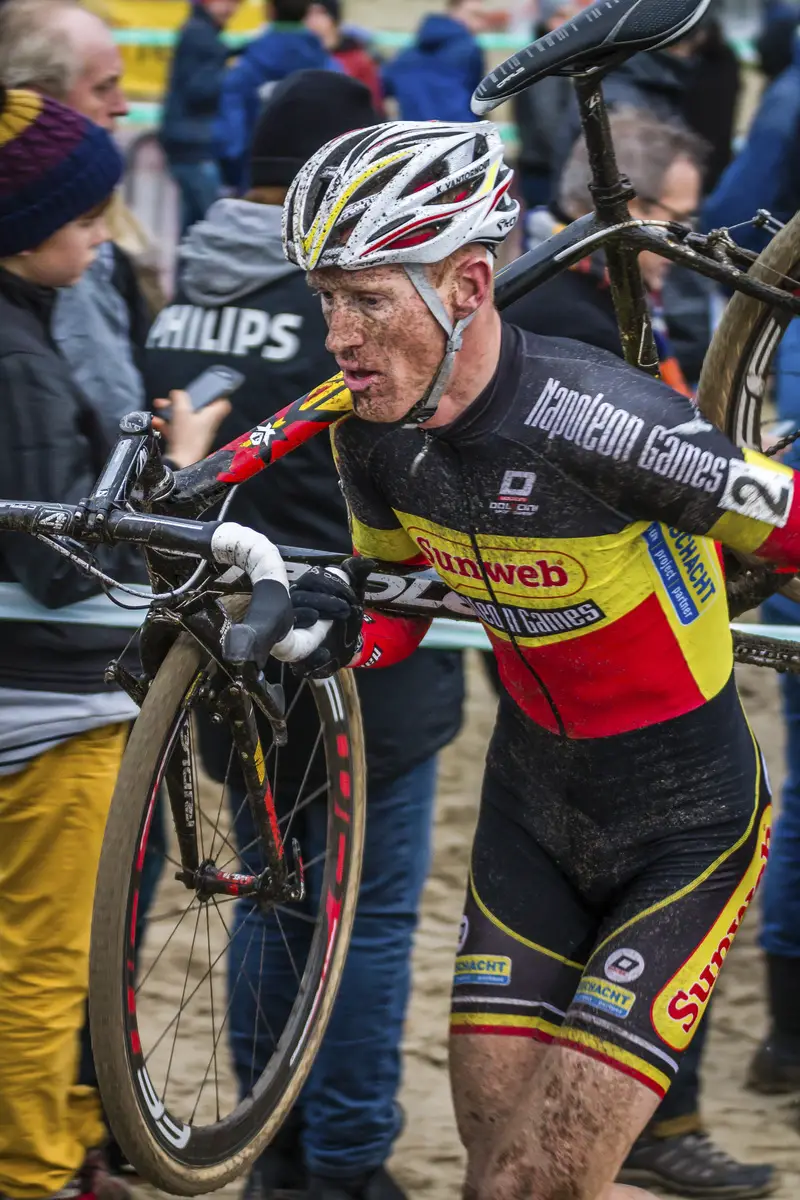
[210,524,331,667]
[0,501,328,670]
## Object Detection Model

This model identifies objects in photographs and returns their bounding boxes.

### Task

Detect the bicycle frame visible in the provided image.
[497,74,800,371]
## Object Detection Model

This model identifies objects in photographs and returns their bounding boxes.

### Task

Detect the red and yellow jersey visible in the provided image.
[333,326,800,739]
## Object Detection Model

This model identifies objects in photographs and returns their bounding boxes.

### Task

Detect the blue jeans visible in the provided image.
[168,160,221,234]
[760,595,800,957]
[227,755,439,1177]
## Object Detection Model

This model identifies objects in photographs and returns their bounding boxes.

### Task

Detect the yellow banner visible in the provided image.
[108,0,264,99]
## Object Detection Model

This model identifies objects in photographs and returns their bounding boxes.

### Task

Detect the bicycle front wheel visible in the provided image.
[89,612,365,1195]
[698,209,800,610]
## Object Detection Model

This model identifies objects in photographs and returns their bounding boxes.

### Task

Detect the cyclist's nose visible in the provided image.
[325,305,364,356]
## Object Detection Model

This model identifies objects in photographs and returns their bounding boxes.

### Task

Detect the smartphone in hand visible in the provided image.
[185,365,246,410]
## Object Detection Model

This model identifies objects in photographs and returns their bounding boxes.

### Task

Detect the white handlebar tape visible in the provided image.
[211,523,290,589]
[210,525,347,664]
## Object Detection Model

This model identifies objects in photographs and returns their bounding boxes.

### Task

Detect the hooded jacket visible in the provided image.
[214,25,341,191]
[53,242,148,447]
[557,49,693,184]
[382,14,484,123]
[145,200,464,783]
[0,267,144,692]
[603,50,692,123]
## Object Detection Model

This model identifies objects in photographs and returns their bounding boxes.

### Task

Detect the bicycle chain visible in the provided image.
[733,630,800,674]
[765,427,800,457]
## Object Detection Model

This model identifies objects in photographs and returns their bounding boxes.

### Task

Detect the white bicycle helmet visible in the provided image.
[283,121,520,424]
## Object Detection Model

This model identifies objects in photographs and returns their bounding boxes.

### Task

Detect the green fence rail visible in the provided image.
[0,583,783,652]
[113,27,757,58]
[120,99,516,144]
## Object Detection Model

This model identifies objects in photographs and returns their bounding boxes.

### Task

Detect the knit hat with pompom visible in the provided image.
[0,84,123,257]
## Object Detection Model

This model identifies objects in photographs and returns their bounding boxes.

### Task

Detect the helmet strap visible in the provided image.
[401,263,477,428]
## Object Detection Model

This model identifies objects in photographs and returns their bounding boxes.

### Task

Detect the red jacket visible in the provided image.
[334,40,384,113]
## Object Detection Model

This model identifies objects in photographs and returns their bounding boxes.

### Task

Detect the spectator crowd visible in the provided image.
[2,0,800,1199]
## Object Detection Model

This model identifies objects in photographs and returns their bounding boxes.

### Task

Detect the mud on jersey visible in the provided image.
[333,325,800,738]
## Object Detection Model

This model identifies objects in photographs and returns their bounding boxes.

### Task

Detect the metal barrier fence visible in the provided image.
[112,28,758,58]
[0,582,790,652]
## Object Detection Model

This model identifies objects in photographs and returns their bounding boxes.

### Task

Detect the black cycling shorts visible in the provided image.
[451,675,771,1098]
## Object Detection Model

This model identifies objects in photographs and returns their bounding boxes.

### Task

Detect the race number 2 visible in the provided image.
[721,460,793,527]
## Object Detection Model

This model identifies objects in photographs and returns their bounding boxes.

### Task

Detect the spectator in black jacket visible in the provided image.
[513,0,578,209]
[146,70,465,1200]
[161,0,242,233]
[0,85,228,1200]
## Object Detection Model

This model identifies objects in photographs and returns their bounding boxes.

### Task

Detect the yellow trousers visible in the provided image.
[0,724,127,1199]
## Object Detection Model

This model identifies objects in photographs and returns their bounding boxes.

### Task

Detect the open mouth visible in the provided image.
[340,367,380,393]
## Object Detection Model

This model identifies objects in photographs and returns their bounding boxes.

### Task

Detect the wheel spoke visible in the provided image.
[156,902,203,1099]
[203,904,221,1122]
[274,905,317,926]
[273,910,301,986]
[282,728,323,839]
[136,895,199,993]
[142,906,263,1063]
[250,919,267,1090]
[211,899,279,1077]
[198,806,239,863]
[189,913,259,1124]
[208,744,234,863]
[280,780,327,833]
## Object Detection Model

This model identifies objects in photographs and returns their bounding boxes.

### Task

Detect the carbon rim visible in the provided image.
[118,666,358,1168]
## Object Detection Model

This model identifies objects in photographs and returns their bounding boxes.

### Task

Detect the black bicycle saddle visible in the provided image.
[472,0,711,114]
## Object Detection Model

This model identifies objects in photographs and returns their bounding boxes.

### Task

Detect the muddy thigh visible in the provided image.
[481,1045,661,1200]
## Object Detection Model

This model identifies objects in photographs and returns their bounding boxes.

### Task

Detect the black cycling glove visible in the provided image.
[289,557,375,679]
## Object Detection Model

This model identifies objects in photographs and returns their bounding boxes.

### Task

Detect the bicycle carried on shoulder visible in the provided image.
[5,0,800,1191]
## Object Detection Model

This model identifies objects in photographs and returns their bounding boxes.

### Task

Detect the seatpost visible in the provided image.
[572,73,660,378]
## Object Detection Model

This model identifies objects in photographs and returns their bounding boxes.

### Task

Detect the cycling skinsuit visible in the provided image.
[330,324,795,1097]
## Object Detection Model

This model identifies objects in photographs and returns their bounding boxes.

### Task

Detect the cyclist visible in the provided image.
[279,120,793,1199]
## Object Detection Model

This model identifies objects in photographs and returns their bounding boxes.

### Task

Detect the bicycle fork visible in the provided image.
[170,678,305,908]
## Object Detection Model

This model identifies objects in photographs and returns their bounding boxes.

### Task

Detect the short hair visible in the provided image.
[0,0,87,98]
[558,108,707,217]
[271,0,312,21]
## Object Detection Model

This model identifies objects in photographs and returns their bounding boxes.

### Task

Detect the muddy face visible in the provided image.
[309,264,448,423]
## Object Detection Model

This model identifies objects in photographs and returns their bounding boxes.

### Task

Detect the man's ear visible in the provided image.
[451,250,493,320]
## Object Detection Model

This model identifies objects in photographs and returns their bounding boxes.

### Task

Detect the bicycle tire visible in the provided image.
[698,209,800,607]
[89,604,365,1195]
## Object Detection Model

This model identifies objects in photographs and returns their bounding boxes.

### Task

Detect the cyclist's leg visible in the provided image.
[478,1042,660,1200]
[481,711,771,1199]
[449,785,597,1195]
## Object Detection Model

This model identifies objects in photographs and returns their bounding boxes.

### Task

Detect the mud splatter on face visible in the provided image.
[309,264,448,424]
